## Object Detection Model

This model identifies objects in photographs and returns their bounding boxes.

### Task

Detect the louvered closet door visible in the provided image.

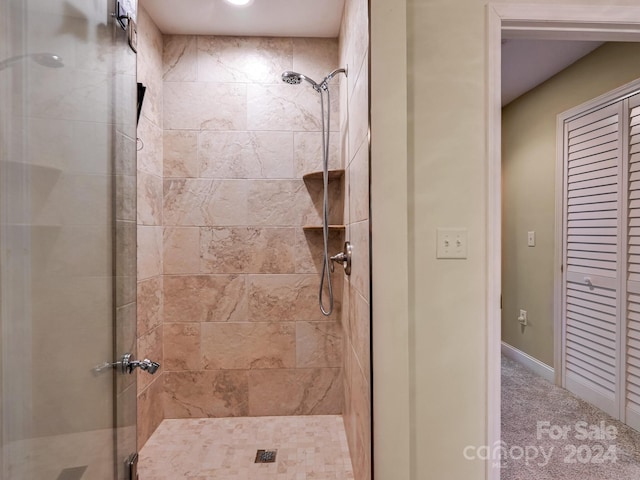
[563,103,623,419]
[626,93,640,430]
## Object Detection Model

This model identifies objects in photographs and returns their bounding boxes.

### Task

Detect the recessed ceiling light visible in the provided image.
[225,0,253,6]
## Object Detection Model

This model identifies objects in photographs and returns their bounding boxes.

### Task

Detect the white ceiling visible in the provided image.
[502,39,603,106]
[139,2,604,107]
[139,0,346,37]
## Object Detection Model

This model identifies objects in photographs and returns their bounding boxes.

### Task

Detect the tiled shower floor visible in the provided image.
[138,415,354,479]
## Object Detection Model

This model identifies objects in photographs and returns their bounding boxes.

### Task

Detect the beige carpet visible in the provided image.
[502,355,640,479]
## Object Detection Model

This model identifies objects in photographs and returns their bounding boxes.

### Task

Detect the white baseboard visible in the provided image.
[501,342,555,383]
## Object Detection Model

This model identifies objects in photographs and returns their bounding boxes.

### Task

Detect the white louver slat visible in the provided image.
[563,103,621,418]
[627,94,640,431]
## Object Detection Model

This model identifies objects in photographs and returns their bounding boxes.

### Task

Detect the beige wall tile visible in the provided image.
[164,179,247,226]
[163,35,197,82]
[137,276,163,336]
[294,131,341,176]
[137,378,164,449]
[248,368,342,416]
[199,131,294,179]
[197,37,292,83]
[164,275,247,323]
[137,325,164,394]
[137,172,163,226]
[200,227,295,274]
[201,322,296,370]
[247,84,339,132]
[137,225,163,280]
[294,228,344,274]
[247,274,341,322]
[349,220,369,302]
[164,82,247,131]
[348,54,369,165]
[163,227,200,274]
[164,131,198,178]
[138,118,163,177]
[349,139,369,223]
[164,371,249,418]
[164,323,201,371]
[296,321,342,368]
[292,38,340,88]
[349,287,370,384]
[246,180,309,226]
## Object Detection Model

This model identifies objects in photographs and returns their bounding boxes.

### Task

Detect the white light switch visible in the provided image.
[528,231,536,247]
[436,228,468,259]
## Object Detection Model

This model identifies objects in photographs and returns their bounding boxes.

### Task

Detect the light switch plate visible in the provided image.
[436,228,468,259]
[528,231,536,247]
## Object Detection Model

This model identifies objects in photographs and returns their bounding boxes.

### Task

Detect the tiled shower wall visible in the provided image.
[136,6,165,449]
[339,0,371,478]
[160,35,345,418]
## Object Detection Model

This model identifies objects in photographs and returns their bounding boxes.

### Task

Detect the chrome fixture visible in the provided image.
[282,66,348,316]
[120,353,160,375]
[0,53,63,72]
[94,354,160,375]
[331,241,352,276]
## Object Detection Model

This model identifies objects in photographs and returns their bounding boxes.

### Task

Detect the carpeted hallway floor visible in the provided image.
[502,355,640,479]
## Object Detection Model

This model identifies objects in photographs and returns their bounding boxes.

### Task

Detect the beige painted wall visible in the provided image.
[502,42,640,367]
[371,1,640,479]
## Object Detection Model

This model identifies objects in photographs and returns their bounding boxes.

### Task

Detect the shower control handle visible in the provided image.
[330,241,352,276]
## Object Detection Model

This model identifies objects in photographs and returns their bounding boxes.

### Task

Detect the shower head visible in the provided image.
[0,53,64,71]
[281,71,319,89]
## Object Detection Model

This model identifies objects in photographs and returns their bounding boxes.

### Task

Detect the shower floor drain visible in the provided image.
[255,449,277,463]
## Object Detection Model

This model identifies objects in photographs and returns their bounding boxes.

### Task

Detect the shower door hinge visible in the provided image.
[126,452,138,480]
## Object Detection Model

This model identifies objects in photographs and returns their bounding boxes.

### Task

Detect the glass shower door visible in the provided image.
[0,0,137,478]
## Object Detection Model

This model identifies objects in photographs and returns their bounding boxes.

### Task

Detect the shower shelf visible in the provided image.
[302,169,345,181]
[302,224,346,231]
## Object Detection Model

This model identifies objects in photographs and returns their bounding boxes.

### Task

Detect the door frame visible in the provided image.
[486,5,640,480]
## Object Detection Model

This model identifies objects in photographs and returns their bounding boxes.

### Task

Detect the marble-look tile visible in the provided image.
[164,131,198,178]
[200,227,295,274]
[201,322,296,370]
[293,38,340,87]
[294,131,342,176]
[138,416,354,480]
[248,368,342,416]
[247,84,339,132]
[301,177,345,226]
[164,179,247,226]
[138,117,163,177]
[163,227,200,274]
[137,324,163,394]
[137,172,163,226]
[294,228,344,274]
[349,139,369,223]
[163,35,197,82]
[116,173,136,222]
[164,323,201,371]
[116,221,137,306]
[164,275,247,323]
[137,276,163,336]
[246,180,307,226]
[164,82,247,131]
[349,287,370,384]
[137,377,164,450]
[137,8,164,130]
[198,131,294,179]
[164,371,249,418]
[348,54,369,164]
[247,274,340,322]
[342,0,368,98]
[349,347,371,480]
[137,225,163,280]
[349,220,369,302]
[197,37,292,83]
[296,321,342,368]
[116,302,137,395]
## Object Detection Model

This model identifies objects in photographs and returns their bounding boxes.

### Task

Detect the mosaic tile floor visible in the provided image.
[138,415,354,480]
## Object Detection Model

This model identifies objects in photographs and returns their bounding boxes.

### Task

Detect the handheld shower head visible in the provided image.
[281,71,319,89]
